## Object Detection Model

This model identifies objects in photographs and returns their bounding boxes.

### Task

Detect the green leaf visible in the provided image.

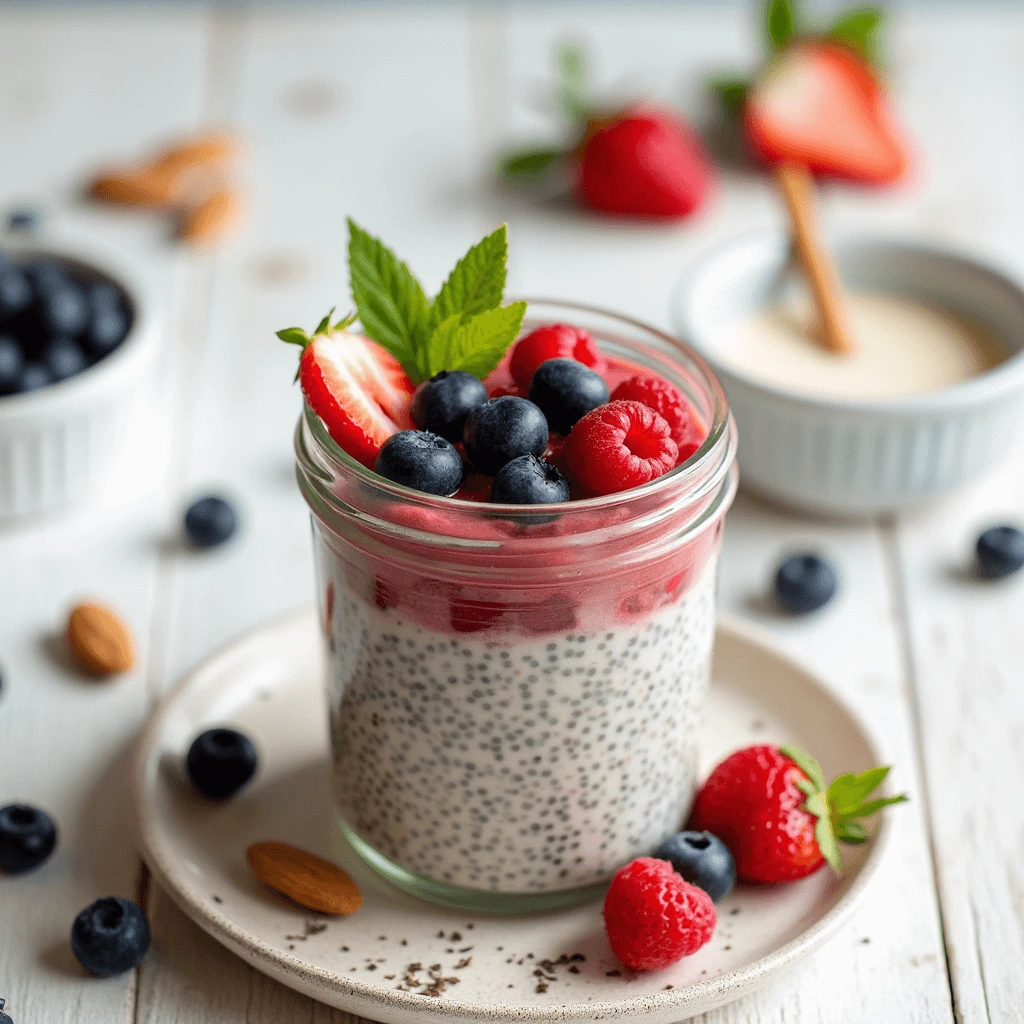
[499,147,564,181]
[779,744,826,792]
[556,42,591,126]
[333,310,358,332]
[838,794,909,820]
[765,0,797,51]
[429,224,509,334]
[707,76,749,119]
[314,306,336,337]
[347,218,429,378]
[835,820,868,844]
[805,790,842,873]
[276,327,310,347]
[422,302,527,380]
[827,7,884,66]
[828,766,890,815]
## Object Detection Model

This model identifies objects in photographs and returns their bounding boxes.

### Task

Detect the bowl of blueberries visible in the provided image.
[0,236,159,521]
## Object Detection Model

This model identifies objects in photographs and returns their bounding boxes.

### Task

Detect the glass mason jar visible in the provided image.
[295,301,738,914]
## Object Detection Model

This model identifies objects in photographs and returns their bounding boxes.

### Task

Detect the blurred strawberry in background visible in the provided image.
[500,45,714,221]
[709,0,912,185]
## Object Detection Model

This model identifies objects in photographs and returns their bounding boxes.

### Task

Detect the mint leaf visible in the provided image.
[779,743,826,792]
[556,42,591,126]
[707,76,749,119]
[423,302,527,380]
[766,0,797,50]
[827,7,883,66]
[500,147,564,181]
[347,218,429,378]
[828,766,890,815]
[276,327,310,347]
[429,224,509,333]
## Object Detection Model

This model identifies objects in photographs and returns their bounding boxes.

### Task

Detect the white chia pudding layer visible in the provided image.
[322,559,717,894]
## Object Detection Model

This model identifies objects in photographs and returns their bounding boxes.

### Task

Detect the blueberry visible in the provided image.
[186,727,259,799]
[0,804,58,874]
[0,998,12,1024]
[528,358,609,434]
[6,208,40,232]
[410,370,488,442]
[18,361,51,393]
[654,830,736,902]
[491,454,570,505]
[463,396,549,475]
[43,337,87,382]
[375,430,464,496]
[184,495,239,549]
[976,525,1024,579]
[41,283,90,335]
[774,554,838,614]
[0,267,32,318]
[24,259,69,297]
[70,897,150,977]
[0,334,24,395]
[89,281,124,311]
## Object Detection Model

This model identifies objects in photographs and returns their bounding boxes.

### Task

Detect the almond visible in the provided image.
[153,132,242,173]
[247,841,362,915]
[67,602,136,676]
[181,188,243,246]
[90,167,182,208]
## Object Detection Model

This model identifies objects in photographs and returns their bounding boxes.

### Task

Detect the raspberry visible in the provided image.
[509,324,607,390]
[566,400,678,497]
[603,857,716,970]
[611,375,705,463]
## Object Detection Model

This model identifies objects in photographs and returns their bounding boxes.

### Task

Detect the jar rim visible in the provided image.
[297,298,736,526]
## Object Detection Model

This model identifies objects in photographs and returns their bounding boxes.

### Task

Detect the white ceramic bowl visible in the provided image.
[671,231,1024,517]
[0,236,161,523]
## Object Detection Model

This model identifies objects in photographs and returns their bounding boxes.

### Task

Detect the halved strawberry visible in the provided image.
[744,42,911,185]
[299,330,414,467]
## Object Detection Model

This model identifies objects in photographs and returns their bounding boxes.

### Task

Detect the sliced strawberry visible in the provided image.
[744,43,911,185]
[577,106,714,220]
[299,330,414,467]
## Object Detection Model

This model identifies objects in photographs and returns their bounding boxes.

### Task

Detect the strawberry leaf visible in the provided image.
[766,0,798,51]
[827,7,884,67]
[707,77,749,119]
[806,791,842,873]
[348,218,429,380]
[779,743,826,792]
[429,224,509,333]
[333,310,358,332]
[827,766,890,815]
[556,42,591,126]
[835,820,868,844]
[837,794,908,821]
[423,302,527,380]
[314,307,336,337]
[276,327,310,347]
[499,147,564,181]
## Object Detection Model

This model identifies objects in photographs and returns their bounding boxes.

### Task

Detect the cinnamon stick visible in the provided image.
[775,162,856,356]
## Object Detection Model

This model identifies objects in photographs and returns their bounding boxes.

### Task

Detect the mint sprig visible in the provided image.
[779,743,908,874]
[344,220,524,385]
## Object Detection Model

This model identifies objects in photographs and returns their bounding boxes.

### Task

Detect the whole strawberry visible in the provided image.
[690,744,906,883]
[603,857,716,970]
[500,45,714,221]
[577,109,713,219]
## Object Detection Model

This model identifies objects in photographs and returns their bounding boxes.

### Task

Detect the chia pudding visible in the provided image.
[320,553,717,892]
[296,301,738,910]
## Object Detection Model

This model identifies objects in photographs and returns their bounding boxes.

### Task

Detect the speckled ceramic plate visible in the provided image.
[134,609,891,1024]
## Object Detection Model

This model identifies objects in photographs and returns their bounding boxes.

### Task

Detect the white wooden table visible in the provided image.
[1,6,1022,1022]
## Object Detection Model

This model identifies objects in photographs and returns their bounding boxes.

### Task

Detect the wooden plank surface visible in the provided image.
[1,6,1021,1024]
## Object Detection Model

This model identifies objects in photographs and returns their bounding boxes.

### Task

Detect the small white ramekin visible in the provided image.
[0,235,161,523]
[671,230,1024,517]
